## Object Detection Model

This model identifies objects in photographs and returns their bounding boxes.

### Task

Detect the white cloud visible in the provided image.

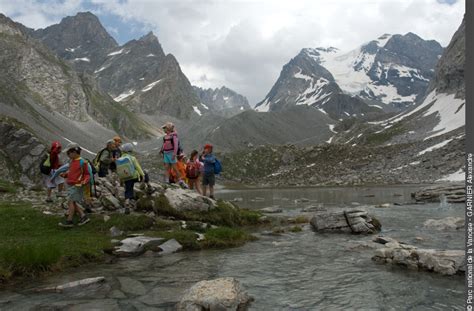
[0,0,465,105]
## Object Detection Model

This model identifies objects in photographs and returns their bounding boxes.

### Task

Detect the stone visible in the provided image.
[109,226,124,237]
[113,236,165,257]
[103,215,111,222]
[164,188,215,212]
[117,277,147,296]
[108,289,127,299]
[100,195,121,211]
[159,239,183,255]
[177,277,253,311]
[375,203,391,208]
[423,217,464,230]
[411,183,465,203]
[36,277,106,293]
[372,239,465,275]
[310,209,381,234]
[259,206,283,214]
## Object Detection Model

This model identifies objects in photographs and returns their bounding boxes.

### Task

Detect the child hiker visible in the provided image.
[42,141,65,202]
[186,150,203,194]
[117,143,145,215]
[160,122,187,188]
[200,144,216,199]
[177,154,188,185]
[58,143,90,228]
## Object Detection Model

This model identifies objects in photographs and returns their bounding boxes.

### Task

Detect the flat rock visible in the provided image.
[113,236,165,257]
[424,217,464,230]
[411,183,465,203]
[36,277,106,293]
[310,209,381,234]
[177,277,253,311]
[164,188,215,212]
[117,277,147,296]
[259,207,283,214]
[109,226,124,237]
[100,195,121,211]
[159,239,183,255]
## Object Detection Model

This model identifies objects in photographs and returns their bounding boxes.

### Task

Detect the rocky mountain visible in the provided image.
[33,12,200,120]
[193,86,251,118]
[0,13,158,157]
[31,12,118,73]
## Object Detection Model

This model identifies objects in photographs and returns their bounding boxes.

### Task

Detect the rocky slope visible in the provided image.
[0,13,158,157]
[33,12,200,120]
[193,86,251,118]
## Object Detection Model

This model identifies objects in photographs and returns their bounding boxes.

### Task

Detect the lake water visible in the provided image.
[0,185,465,310]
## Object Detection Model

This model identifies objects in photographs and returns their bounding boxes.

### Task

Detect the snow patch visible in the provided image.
[200,103,209,110]
[438,169,464,182]
[417,138,453,156]
[108,49,124,56]
[114,90,135,102]
[193,106,202,116]
[295,78,331,106]
[74,57,90,62]
[328,124,337,133]
[142,80,162,92]
[94,66,108,73]
[294,69,313,81]
[146,53,156,57]
[255,98,270,112]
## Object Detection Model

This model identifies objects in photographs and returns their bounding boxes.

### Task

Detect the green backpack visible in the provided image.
[39,154,51,175]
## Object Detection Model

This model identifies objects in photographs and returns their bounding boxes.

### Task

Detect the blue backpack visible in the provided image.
[214,159,222,175]
[79,158,96,196]
[116,154,136,181]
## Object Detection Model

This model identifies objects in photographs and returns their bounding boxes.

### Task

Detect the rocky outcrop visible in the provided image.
[372,237,465,275]
[163,187,216,212]
[177,278,253,311]
[193,86,251,118]
[0,117,45,185]
[310,209,381,234]
[423,217,464,230]
[411,183,465,203]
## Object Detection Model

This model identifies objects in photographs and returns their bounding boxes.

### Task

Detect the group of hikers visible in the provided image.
[40,122,221,228]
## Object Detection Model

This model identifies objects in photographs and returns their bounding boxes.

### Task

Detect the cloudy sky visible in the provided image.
[0,0,464,105]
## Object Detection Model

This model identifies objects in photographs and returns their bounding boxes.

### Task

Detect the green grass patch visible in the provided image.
[202,227,256,249]
[0,179,17,193]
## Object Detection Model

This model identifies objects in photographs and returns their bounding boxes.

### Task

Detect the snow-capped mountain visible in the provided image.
[193,86,251,118]
[254,47,381,120]
[306,33,443,109]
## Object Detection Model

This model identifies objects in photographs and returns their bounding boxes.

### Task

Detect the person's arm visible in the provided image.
[172,134,178,156]
[51,163,69,180]
[100,150,112,165]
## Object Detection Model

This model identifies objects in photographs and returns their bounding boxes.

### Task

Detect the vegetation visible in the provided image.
[0,179,18,193]
[0,199,260,283]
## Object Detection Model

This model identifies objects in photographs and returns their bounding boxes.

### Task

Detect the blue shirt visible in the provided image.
[201,154,216,175]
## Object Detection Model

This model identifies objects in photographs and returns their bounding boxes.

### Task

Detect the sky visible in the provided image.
[0,0,465,106]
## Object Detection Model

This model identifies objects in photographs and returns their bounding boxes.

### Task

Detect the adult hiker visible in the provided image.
[160,122,187,188]
[117,143,145,215]
[58,143,90,228]
[41,141,65,203]
[94,139,116,177]
[110,136,122,173]
[186,150,203,194]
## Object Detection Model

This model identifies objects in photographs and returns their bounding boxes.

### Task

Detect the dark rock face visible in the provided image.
[0,117,45,185]
[427,18,465,98]
[193,86,251,118]
[32,12,119,73]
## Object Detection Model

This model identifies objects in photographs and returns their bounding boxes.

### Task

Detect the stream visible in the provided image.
[0,185,465,310]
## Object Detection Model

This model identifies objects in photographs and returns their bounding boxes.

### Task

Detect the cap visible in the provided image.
[106,139,115,146]
[162,122,174,130]
[204,144,213,150]
[122,143,134,153]
[65,142,81,153]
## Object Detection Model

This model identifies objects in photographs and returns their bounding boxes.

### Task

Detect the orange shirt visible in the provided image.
[66,157,90,186]
[177,161,187,180]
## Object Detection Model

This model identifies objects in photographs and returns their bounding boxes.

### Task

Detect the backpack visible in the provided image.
[186,161,200,179]
[93,148,108,171]
[214,159,222,175]
[84,158,97,175]
[163,133,183,155]
[39,154,52,175]
[79,158,96,197]
[116,154,136,181]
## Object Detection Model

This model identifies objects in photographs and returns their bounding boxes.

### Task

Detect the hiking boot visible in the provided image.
[178,180,189,189]
[85,207,94,214]
[124,207,130,215]
[58,220,74,228]
[45,197,53,203]
[210,195,215,200]
[78,216,90,226]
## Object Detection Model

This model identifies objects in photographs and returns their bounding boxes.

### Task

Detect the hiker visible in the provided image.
[110,136,122,173]
[186,150,203,194]
[95,139,115,177]
[160,122,187,188]
[58,143,90,228]
[41,141,66,202]
[117,143,145,214]
[177,154,188,184]
[200,144,217,199]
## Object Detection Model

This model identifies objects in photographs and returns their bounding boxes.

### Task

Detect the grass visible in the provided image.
[0,179,17,193]
[0,200,259,283]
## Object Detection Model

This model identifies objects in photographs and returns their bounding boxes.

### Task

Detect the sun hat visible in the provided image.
[122,143,134,153]
[65,142,81,153]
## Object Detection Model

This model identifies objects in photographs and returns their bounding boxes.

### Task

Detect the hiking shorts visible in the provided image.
[202,173,215,187]
[67,185,84,203]
[44,170,64,189]
[163,151,177,164]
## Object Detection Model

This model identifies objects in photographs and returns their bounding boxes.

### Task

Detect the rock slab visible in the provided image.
[411,183,465,203]
[424,217,464,230]
[113,236,164,257]
[310,209,381,234]
[177,277,253,311]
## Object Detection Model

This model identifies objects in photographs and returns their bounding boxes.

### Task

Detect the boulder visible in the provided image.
[109,226,124,237]
[164,188,215,212]
[117,277,147,296]
[259,206,283,214]
[310,209,381,234]
[36,277,106,293]
[113,236,165,257]
[177,277,253,311]
[158,239,183,255]
[373,246,465,276]
[411,183,465,203]
[100,195,121,211]
[423,217,464,230]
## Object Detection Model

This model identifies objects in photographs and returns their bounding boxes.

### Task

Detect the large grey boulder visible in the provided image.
[164,187,215,212]
[424,217,464,230]
[411,183,465,203]
[113,236,164,257]
[310,209,381,234]
[372,238,465,275]
[177,278,253,311]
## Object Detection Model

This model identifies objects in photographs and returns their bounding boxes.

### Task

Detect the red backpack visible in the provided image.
[186,161,200,179]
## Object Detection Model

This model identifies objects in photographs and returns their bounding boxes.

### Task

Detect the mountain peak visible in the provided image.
[139,31,159,43]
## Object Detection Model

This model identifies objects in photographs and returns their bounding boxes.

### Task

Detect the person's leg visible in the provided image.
[196,177,203,195]
[164,163,171,183]
[57,183,65,195]
[188,179,195,190]
[172,163,181,180]
[210,186,215,199]
[46,188,53,200]
[67,201,76,221]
